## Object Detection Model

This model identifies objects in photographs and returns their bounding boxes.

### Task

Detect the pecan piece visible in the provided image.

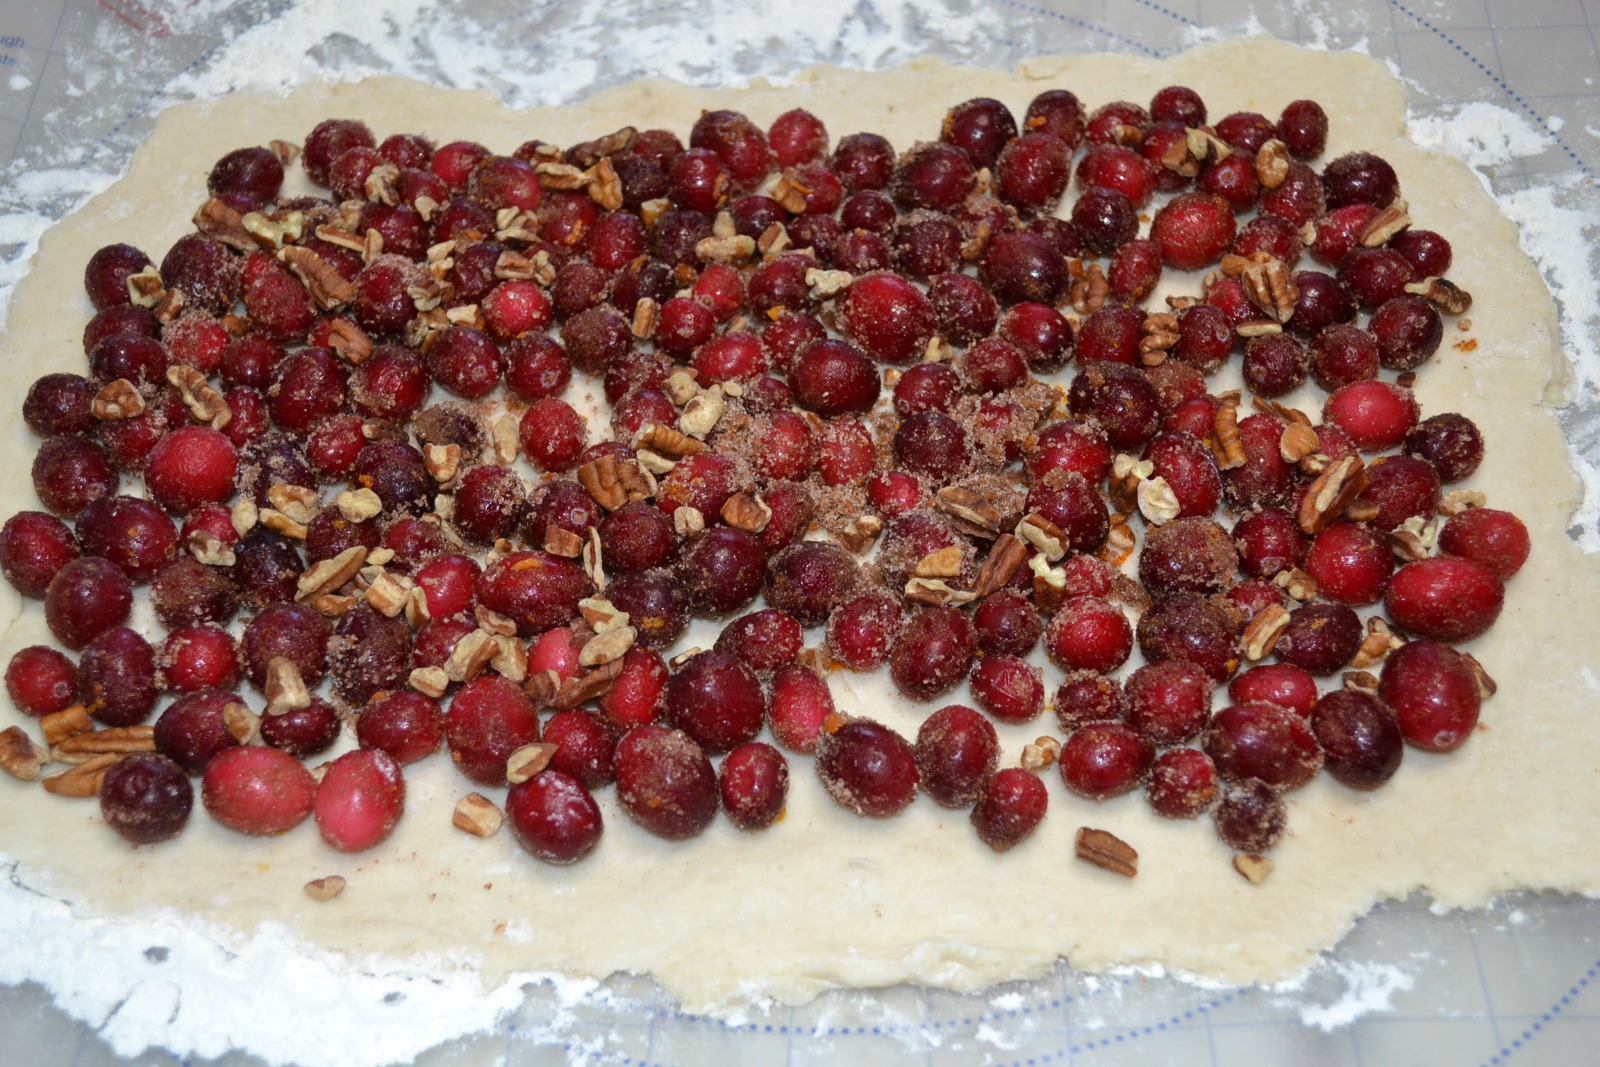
[1298,455,1370,535]
[1075,827,1138,877]
[304,876,347,902]
[506,742,560,784]
[935,485,1002,538]
[1233,853,1274,885]
[971,534,1026,600]
[453,793,504,837]
[550,659,625,709]
[1405,276,1473,316]
[721,492,772,534]
[91,378,145,422]
[281,245,354,309]
[0,726,46,782]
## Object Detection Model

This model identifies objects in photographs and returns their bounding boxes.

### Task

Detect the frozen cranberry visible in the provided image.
[32,437,117,519]
[1059,722,1152,800]
[1,511,80,599]
[1260,161,1327,227]
[1144,747,1218,820]
[158,624,240,693]
[761,541,856,628]
[1337,246,1415,310]
[475,550,592,637]
[160,234,240,316]
[766,108,828,168]
[202,745,315,836]
[1124,659,1212,745]
[1231,508,1304,579]
[1226,663,1317,719]
[790,339,879,417]
[1044,597,1132,675]
[1138,592,1241,682]
[713,741,787,832]
[1379,639,1481,752]
[328,604,411,705]
[1242,334,1309,398]
[593,501,673,574]
[1370,295,1443,371]
[995,131,1071,212]
[1138,517,1238,598]
[970,654,1044,725]
[1274,99,1328,159]
[23,373,95,437]
[99,753,193,844]
[1068,363,1161,450]
[83,243,155,311]
[1437,508,1530,581]
[498,769,602,865]
[302,118,374,184]
[835,272,934,365]
[446,674,541,786]
[230,529,302,610]
[912,704,998,808]
[1273,602,1362,676]
[1143,431,1222,519]
[139,425,237,517]
[1311,689,1402,790]
[1075,305,1142,367]
[678,527,767,619]
[1385,556,1504,643]
[1198,155,1261,213]
[1300,522,1391,606]
[1358,454,1442,532]
[1213,777,1286,852]
[1203,700,1322,791]
[605,569,690,650]
[968,592,1039,658]
[1389,228,1453,277]
[596,645,666,730]
[516,398,586,473]
[614,723,718,839]
[1029,420,1113,486]
[540,710,620,790]
[1323,150,1401,209]
[814,717,918,817]
[1405,412,1483,484]
[1052,669,1121,732]
[310,748,405,853]
[1165,303,1230,374]
[45,556,132,650]
[1151,192,1236,270]
[963,768,1044,851]
[153,687,246,775]
[819,590,899,671]
[829,131,893,191]
[5,644,76,717]
[711,609,802,674]
[663,650,765,755]
[1308,323,1379,392]
[890,141,975,212]
[1219,412,1294,510]
[979,230,1069,306]
[888,606,976,701]
[1068,187,1137,257]
[240,602,329,693]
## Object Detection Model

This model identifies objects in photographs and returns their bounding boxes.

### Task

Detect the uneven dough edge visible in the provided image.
[1,39,1597,1015]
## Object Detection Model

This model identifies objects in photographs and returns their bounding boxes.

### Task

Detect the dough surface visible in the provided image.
[2,38,1598,1013]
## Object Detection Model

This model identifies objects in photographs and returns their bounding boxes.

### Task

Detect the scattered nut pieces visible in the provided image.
[364,571,415,617]
[41,753,120,798]
[1298,455,1369,535]
[579,625,637,668]
[296,546,367,603]
[673,506,706,537]
[335,487,384,522]
[972,534,1027,599]
[721,492,772,534]
[1075,827,1138,878]
[1360,200,1411,247]
[678,387,725,439]
[1136,476,1182,527]
[54,725,156,759]
[91,379,145,421]
[1242,603,1291,661]
[1279,422,1320,463]
[1256,139,1289,189]
[444,630,499,684]
[1405,275,1473,316]
[268,484,320,525]
[1438,489,1486,516]
[265,657,313,715]
[0,726,46,782]
[409,666,450,699]
[914,545,965,579]
[1020,735,1061,771]
[506,742,560,784]
[304,876,347,902]
[1233,854,1274,885]
[40,704,93,747]
[904,577,976,608]
[453,793,504,837]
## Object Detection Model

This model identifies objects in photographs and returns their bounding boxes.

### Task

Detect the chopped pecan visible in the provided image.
[1213,403,1246,470]
[1235,320,1283,338]
[280,245,354,309]
[1242,603,1291,661]
[0,726,46,782]
[673,506,706,537]
[1297,455,1369,535]
[223,703,261,745]
[1075,826,1138,877]
[914,545,965,579]
[364,571,414,617]
[935,485,1002,538]
[634,421,705,458]
[1256,139,1289,190]
[265,657,313,715]
[1460,651,1497,699]
[1020,735,1061,771]
[506,742,560,784]
[1360,200,1411,247]
[1438,489,1487,515]
[544,524,584,558]
[586,157,623,211]
[409,666,449,699]
[972,534,1027,599]
[1274,567,1317,602]
[166,365,231,429]
[41,753,120,798]
[1239,256,1298,323]
[1350,616,1404,670]
[678,387,725,439]
[1279,421,1320,463]
[577,453,629,511]
[296,546,366,603]
[578,625,636,668]
[40,704,92,747]
[1404,276,1473,315]
[757,222,791,257]
[304,876,347,902]
[1159,134,1202,178]
[904,577,976,607]
[835,514,884,554]
[1139,311,1180,364]
[1068,260,1110,314]
[1185,126,1233,164]
[453,793,504,837]
[1015,514,1067,561]
[721,492,772,533]
[335,487,383,522]
[806,267,853,298]
[269,483,320,525]
[188,530,235,567]
[490,634,528,683]
[54,725,156,759]
[566,126,636,169]
[550,659,625,709]
[1233,854,1274,885]
[91,378,145,421]
[443,630,498,684]
[192,198,255,252]
[1343,670,1381,696]
[1137,476,1182,527]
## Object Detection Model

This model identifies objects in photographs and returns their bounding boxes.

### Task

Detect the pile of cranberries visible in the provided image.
[0,81,1530,879]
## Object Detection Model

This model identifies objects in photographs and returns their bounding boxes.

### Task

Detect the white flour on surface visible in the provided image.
[0,4,1597,1066]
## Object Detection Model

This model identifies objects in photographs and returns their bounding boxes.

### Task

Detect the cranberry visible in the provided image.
[1059,722,1153,800]
[474,550,592,637]
[1390,229,1453,277]
[314,749,405,853]
[1438,508,1530,581]
[1232,508,1306,579]
[1144,432,1222,518]
[1323,379,1418,452]
[5,645,77,716]
[1203,700,1322,791]
[996,131,1071,212]
[23,373,96,437]
[1310,323,1380,391]
[613,723,719,839]
[1276,99,1328,158]
[979,230,1069,306]
[599,645,667,730]
[1124,659,1212,745]
[1,511,81,599]
[1260,162,1327,227]
[45,556,133,651]
[158,624,240,693]
[1199,155,1261,213]
[914,705,999,808]
[445,674,541,786]
[1069,187,1138,255]
[1138,516,1238,598]
[831,132,895,191]
[971,592,1042,658]
[241,601,329,692]
[712,609,803,674]
[230,529,303,610]
[1227,663,1318,718]
[540,710,620,790]
[1242,333,1309,398]
[1405,412,1484,483]
[1311,689,1402,790]
[1337,246,1416,310]
[890,142,975,213]
[716,742,789,832]
[1273,602,1362,676]
[1067,363,1161,449]
[1323,151,1401,209]
[1358,454,1442,531]
[1379,639,1482,752]
[83,243,155,311]
[99,753,194,844]
[1151,192,1236,270]
[1385,556,1504,643]
[1145,748,1219,819]
[32,436,118,518]
[1213,778,1286,852]
[835,272,934,365]
[1303,522,1395,606]
[605,569,690,650]
[1029,419,1113,484]
[1076,305,1143,366]
[1044,597,1132,675]
[816,717,919,817]
[678,527,767,619]
[1137,592,1241,682]
[202,746,316,836]
[160,234,240,316]
[1054,669,1124,731]
[888,606,976,701]
[789,338,880,417]
[663,650,765,755]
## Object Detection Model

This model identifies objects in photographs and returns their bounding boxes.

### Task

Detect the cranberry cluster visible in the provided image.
[0,83,1529,871]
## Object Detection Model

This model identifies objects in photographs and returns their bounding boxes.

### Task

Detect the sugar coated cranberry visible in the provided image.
[502,769,604,864]
[888,606,976,701]
[1124,659,1212,745]
[202,746,316,835]
[1228,663,1319,718]
[816,717,919,817]
[1145,748,1219,819]
[1045,597,1133,675]
[1405,412,1484,483]
[446,674,541,785]
[45,556,133,651]
[664,650,765,755]
[714,741,787,832]
[1151,192,1236,270]
[6,645,78,716]
[971,654,1044,725]
[358,690,445,764]
[143,426,238,515]
[970,768,1048,851]
[1,511,81,599]
[1303,522,1395,606]
[1437,508,1530,580]
[475,550,593,637]
[1203,701,1322,791]
[99,753,194,845]
[158,624,240,693]
[1323,380,1418,453]
[1059,722,1153,800]
[314,748,405,852]
[1384,556,1504,643]
[614,723,718,839]
[1213,778,1286,852]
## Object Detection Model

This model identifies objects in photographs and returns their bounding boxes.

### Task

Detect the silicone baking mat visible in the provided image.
[2,1,1599,1064]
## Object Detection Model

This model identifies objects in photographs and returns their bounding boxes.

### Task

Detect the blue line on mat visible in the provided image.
[1480,961,1600,1067]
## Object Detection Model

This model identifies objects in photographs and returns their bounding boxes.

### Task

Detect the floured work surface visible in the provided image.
[1,38,1598,1023]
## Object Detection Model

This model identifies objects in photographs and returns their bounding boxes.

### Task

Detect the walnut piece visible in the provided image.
[91,378,145,421]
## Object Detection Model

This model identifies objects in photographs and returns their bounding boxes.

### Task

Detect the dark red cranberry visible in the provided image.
[995,131,1070,212]
[1069,187,1138,256]
[713,609,803,673]
[1303,522,1394,606]
[676,527,766,619]
[504,770,603,865]
[5,645,78,716]
[1370,295,1442,370]
[1067,362,1161,449]
[156,623,239,693]
[1389,229,1453,277]
[789,338,880,417]
[1213,778,1286,852]
[831,132,895,191]
[971,592,1042,658]
[979,230,1068,306]
[230,529,303,610]
[716,742,788,832]
[891,142,976,212]
[761,541,858,628]
[475,550,592,637]
[820,590,900,671]
[1151,192,1236,270]
[1337,246,1416,310]
[914,705,999,808]
[1198,155,1261,213]
[1273,602,1363,676]
[888,606,976,701]
[1438,508,1530,580]
[149,555,235,630]
[23,373,97,437]
[1242,334,1309,398]
[664,650,765,756]
[1146,748,1219,819]
[1138,517,1238,598]
[1278,99,1329,159]
[328,604,411,705]
[605,569,690,650]
[816,717,919,817]
[1405,413,1483,483]
[259,699,341,759]
[446,674,541,786]
[159,234,240,316]
[1045,596,1133,675]
[357,690,444,764]
[240,601,329,692]
[1260,161,1327,226]
[84,243,155,311]
[99,753,194,844]
[971,654,1045,725]
[1203,700,1322,791]
[613,723,718,839]
[598,502,677,574]
[77,625,157,727]
[892,211,964,278]
[1137,592,1241,682]
[969,769,1047,850]
[1,511,81,599]
[1311,689,1402,790]
[1323,151,1401,209]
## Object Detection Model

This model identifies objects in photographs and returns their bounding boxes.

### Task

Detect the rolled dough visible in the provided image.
[1,38,1597,1020]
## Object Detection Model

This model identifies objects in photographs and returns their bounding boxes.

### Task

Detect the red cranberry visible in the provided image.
[542,709,621,790]
[1045,596,1132,675]
[614,723,718,839]
[504,770,604,864]
[1125,659,1213,745]
[1323,379,1418,452]
[1137,592,1241,682]
[1337,246,1416,310]
[158,624,240,693]
[446,674,541,786]
[1303,522,1394,606]
[914,704,999,808]
[1059,722,1153,799]
[99,753,194,844]
[1379,639,1481,752]
[1384,556,1504,643]
[790,339,880,417]
[475,550,593,637]
[889,606,976,701]
[971,768,1048,851]
[1213,778,1286,852]
[816,717,919,817]
[1151,192,1236,270]
[1323,151,1401,209]
[1145,748,1219,819]
[664,650,765,755]
[1405,412,1483,483]
[678,527,768,619]
[714,609,803,673]
[979,230,1069,306]
[1,511,81,599]
[1438,508,1530,580]
[45,556,133,650]
[33,437,118,519]
[718,742,789,832]
[5,645,78,716]
[1070,187,1138,256]
[996,131,1071,212]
